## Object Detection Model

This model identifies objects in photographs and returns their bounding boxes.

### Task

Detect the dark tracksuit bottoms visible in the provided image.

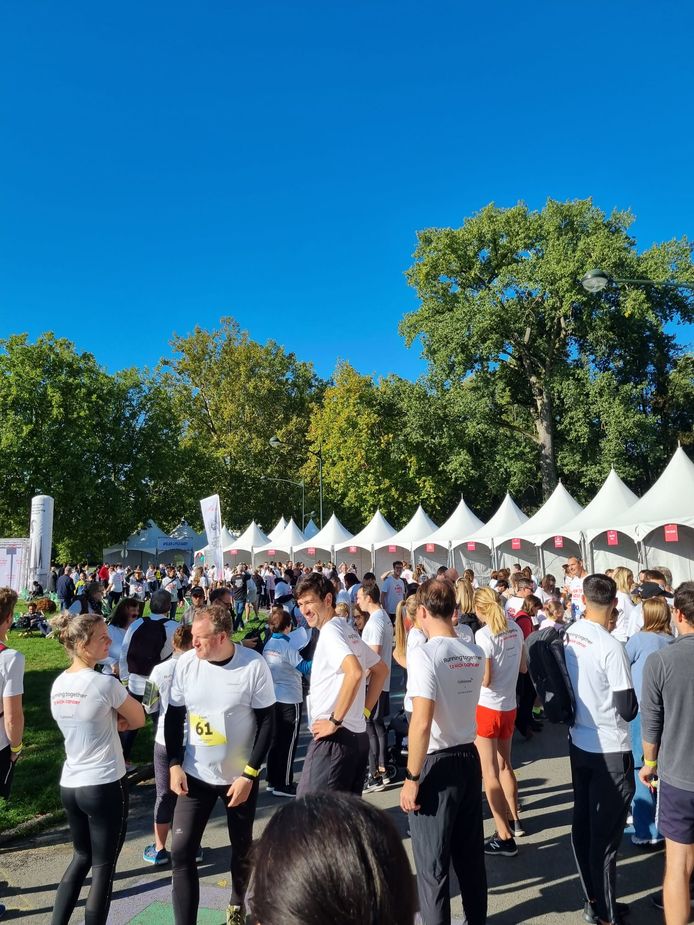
[570,744,635,924]
[409,744,487,925]
[296,726,369,796]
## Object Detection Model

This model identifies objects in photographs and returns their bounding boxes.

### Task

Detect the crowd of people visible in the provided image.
[1,552,693,925]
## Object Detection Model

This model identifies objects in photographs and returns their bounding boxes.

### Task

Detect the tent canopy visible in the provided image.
[267,516,287,541]
[375,505,438,552]
[497,482,583,546]
[223,520,271,553]
[335,509,396,553]
[255,517,306,555]
[561,469,639,542]
[419,496,484,550]
[295,513,353,553]
[465,493,529,549]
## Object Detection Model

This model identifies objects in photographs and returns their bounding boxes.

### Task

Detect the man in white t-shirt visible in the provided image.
[166,604,275,925]
[564,574,637,925]
[357,583,394,792]
[294,572,388,796]
[380,561,406,624]
[400,579,486,925]
[565,556,588,620]
[161,565,181,620]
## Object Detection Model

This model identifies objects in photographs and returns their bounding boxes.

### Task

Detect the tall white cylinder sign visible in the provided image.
[28,495,54,591]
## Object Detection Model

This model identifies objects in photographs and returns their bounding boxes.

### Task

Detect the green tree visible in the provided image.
[163,318,323,532]
[402,198,694,499]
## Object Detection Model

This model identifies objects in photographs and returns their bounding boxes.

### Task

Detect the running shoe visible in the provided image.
[582,900,630,923]
[631,834,664,848]
[379,770,392,785]
[195,846,204,863]
[272,783,297,798]
[226,903,246,925]
[508,818,526,837]
[362,774,386,794]
[143,844,170,865]
[484,834,518,857]
[0,903,5,920]
[266,784,275,794]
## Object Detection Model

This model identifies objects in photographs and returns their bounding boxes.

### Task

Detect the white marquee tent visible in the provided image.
[223,520,272,564]
[497,482,583,576]
[255,518,306,559]
[194,525,238,564]
[561,469,640,574]
[461,493,531,572]
[294,514,354,563]
[267,517,287,542]
[417,497,484,571]
[335,509,396,573]
[374,506,438,575]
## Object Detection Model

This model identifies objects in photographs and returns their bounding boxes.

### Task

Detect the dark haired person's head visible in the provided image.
[343,572,359,589]
[415,578,456,621]
[674,582,694,627]
[150,588,172,615]
[357,583,381,608]
[295,572,335,629]
[109,596,140,628]
[268,608,291,634]
[250,793,416,925]
[191,587,205,601]
[362,571,376,584]
[583,574,617,608]
[209,586,233,608]
[436,565,448,577]
[495,578,509,593]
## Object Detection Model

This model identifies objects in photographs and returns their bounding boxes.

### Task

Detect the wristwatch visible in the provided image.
[405,769,420,782]
[328,713,343,727]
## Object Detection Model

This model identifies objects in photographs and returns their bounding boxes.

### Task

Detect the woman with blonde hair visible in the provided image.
[625,596,672,846]
[455,577,482,636]
[49,611,145,925]
[473,586,526,856]
[612,566,636,642]
[393,595,422,670]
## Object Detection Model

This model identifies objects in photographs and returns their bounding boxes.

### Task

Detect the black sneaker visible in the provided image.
[484,834,518,857]
[508,818,526,837]
[583,900,630,923]
[272,783,297,798]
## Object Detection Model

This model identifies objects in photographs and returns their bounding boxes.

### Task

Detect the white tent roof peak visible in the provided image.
[335,509,396,552]
[256,517,306,554]
[561,470,640,542]
[418,496,484,549]
[225,520,271,552]
[497,482,583,546]
[463,493,529,548]
[375,505,438,552]
[295,513,354,553]
[303,519,319,539]
[268,516,287,541]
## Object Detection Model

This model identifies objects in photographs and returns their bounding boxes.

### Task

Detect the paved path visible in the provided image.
[0,722,672,924]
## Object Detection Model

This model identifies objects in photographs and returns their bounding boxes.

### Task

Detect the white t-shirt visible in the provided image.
[568,575,586,617]
[0,645,25,750]
[475,621,524,711]
[401,568,414,584]
[307,617,380,733]
[100,623,126,675]
[404,627,427,711]
[119,615,179,695]
[263,635,304,704]
[504,596,525,620]
[161,575,181,600]
[169,646,276,786]
[361,607,393,692]
[564,618,633,754]
[149,656,188,747]
[406,635,485,751]
[613,591,635,643]
[128,578,148,601]
[274,580,292,600]
[381,576,405,615]
[109,572,123,593]
[50,669,127,786]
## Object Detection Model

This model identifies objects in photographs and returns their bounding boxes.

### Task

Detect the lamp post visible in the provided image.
[259,475,305,529]
[269,436,323,528]
[581,268,694,293]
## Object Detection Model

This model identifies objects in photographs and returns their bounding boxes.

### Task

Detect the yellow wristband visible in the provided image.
[644,758,658,768]
[243,765,259,778]
[363,707,371,719]
[10,743,23,754]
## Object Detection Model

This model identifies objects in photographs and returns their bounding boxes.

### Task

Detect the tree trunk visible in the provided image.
[533,384,558,498]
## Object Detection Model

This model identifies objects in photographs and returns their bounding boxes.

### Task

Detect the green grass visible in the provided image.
[0,609,268,833]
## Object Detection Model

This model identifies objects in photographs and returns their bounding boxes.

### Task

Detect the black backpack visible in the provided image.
[526,627,576,725]
[127,617,172,676]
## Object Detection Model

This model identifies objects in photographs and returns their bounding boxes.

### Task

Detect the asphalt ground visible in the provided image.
[0,682,677,924]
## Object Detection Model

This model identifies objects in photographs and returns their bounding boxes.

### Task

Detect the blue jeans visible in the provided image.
[629,712,661,842]
[233,600,245,631]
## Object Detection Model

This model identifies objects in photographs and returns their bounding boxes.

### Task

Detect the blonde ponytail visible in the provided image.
[473,587,508,637]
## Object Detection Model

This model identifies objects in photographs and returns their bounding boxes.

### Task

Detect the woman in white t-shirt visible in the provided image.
[473,587,527,855]
[612,566,637,643]
[49,611,145,925]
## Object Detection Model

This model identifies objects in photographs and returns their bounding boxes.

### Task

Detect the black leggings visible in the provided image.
[52,777,129,925]
[366,691,390,776]
[171,773,258,922]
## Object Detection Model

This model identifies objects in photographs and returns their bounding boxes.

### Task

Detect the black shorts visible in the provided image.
[658,779,694,844]
[0,745,16,800]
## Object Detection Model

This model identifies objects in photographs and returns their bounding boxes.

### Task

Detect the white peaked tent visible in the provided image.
[255,518,306,559]
[604,447,694,584]
[498,482,584,576]
[267,516,287,542]
[194,525,238,564]
[223,520,272,564]
[417,497,484,571]
[561,469,640,574]
[374,506,438,575]
[461,494,531,571]
[294,514,354,563]
[303,519,319,540]
[335,509,397,573]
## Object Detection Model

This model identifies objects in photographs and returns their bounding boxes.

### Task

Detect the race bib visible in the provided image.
[189,712,227,747]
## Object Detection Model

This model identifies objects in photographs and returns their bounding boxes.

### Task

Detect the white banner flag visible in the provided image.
[200,494,224,578]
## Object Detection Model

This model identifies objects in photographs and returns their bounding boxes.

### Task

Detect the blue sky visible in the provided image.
[2,1,693,382]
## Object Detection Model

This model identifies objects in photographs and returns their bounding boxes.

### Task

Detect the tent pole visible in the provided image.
[538,545,546,576]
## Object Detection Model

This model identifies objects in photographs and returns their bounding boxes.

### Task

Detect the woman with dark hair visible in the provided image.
[250,793,416,925]
[102,597,140,677]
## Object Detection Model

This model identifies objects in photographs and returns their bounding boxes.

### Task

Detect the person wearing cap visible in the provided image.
[129,568,149,602]
[629,573,672,636]
[183,587,206,626]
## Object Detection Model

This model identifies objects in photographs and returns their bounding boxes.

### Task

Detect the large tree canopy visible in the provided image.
[401,198,694,499]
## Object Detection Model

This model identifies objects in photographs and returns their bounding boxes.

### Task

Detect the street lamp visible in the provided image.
[581,268,694,293]
[269,436,323,528]
[259,475,305,529]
